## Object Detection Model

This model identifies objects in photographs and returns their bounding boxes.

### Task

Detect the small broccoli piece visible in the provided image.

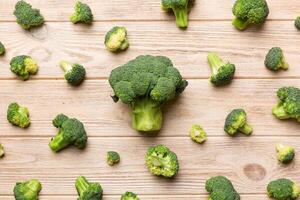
[10,55,38,80]
[224,109,253,136]
[232,0,269,30]
[107,151,120,166]
[267,178,300,200]
[295,17,300,30]
[7,102,30,128]
[60,61,86,86]
[14,179,42,200]
[75,176,103,200]
[265,47,289,71]
[49,114,87,152]
[121,191,139,200]
[105,26,129,52]
[13,0,44,30]
[0,42,5,55]
[189,124,207,144]
[206,176,240,200]
[70,1,93,24]
[276,144,295,164]
[207,53,235,86]
[0,143,4,158]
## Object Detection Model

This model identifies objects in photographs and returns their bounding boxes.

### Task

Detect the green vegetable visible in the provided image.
[121,191,139,200]
[14,179,42,200]
[206,176,240,200]
[49,114,87,152]
[109,55,188,132]
[0,143,4,158]
[207,52,235,86]
[70,1,93,24]
[189,124,207,144]
[75,176,103,200]
[105,26,129,52]
[60,61,86,86]
[7,102,30,128]
[276,144,295,164]
[13,0,44,30]
[107,151,120,166]
[10,55,38,80]
[224,109,253,136]
[267,178,300,200]
[295,16,300,30]
[0,42,5,55]
[265,47,289,71]
[232,0,269,30]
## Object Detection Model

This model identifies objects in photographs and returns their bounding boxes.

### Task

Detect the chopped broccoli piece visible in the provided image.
[232,0,269,30]
[206,176,240,200]
[189,124,207,144]
[75,176,103,200]
[0,42,5,55]
[121,191,139,200]
[10,55,38,80]
[295,17,300,30]
[224,109,253,136]
[7,102,30,128]
[265,47,289,71]
[13,0,44,30]
[14,179,42,200]
[70,1,93,24]
[109,55,188,132]
[107,151,120,166]
[49,114,87,152]
[267,178,300,200]
[276,144,295,164]
[105,26,129,52]
[60,61,86,86]
[0,143,4,158]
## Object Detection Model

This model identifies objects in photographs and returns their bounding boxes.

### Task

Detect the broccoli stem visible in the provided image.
[272,104,290,119]
[27,180,42,193]
[49,131,69,152]
[279,57,289,70]
[207,53,225,74]
[60,61,72,73]
[120,39,129,50]
[238,123,253,135]
[232,18,249,31]
[75,176,89,196]
[174,8,188,28]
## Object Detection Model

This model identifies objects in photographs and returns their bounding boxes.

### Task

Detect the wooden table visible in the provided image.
[0,0,299,199]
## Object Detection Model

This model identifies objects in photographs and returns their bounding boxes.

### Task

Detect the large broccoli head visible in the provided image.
[224,109,253,136]
[60,61,86,86]
[14,179,42,200]
[70,1,93,24]
[7,102,30,128]
[0,42,5,55]
[267,178,299,200]
[206,176,240,200]
[109,55,188,132]
[13,0,44,30]
[10,55,38,80]
[75,176,103,200]
[49,114,87,152]
[189,124,207,144]
[121,191,139,200]
[295,17,300,30]
[107,151,120,166]
[105,26,129,52]
[232,0,269,30]
[265,47,289,71]
[276,144,295,164]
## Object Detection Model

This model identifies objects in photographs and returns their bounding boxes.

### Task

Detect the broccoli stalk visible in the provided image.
[75,176,103,200]
[272,104,290,120]
[60,61,86,86]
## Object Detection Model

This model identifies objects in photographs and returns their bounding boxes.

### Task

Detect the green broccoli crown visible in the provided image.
[7,102,30,128]
[10,55,38,80]
[70,1,93,24]
[232,0,269,30]
[295,16,300,30]
[107,151,120,166]
[109,55,188,132]
[161,0,190,28]
[75,176,103,200]
[145,144,179,178]
[105,26,129,52]
[189,124,207,144]
[224,109,253,136]
[0,143,5,158]
[14,179,42,200]
[13,0,44,30]
[60,61,86,86]
[265,47,289,71]
[276,144,295,164]
[267,178,300,200]
[121,191,139,200]
[49,114,87,152]
[0,42,5,55]
[206,176,240,200]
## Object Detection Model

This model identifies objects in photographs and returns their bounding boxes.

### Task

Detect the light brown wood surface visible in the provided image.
[0,0,299,200]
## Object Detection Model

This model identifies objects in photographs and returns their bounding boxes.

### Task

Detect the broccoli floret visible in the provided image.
[295,17,300,30]
[7,102,30,128]
[121,191,139,200]
[105,26,129,52]
[14,179,42,200]
[13,0,44,30]
[189,124,207,144]
[60,61,86,86]
[276,144,295,164]
[0,143,4,158]
[207,53,235,86]
[70,1,93,24]
[109,55,188,132]
[224,109,253,136]
[265,47,289,71]
[206,176,240,200]
[75,176,103,200]
[0,42,5,55]
[267,178,300,200]
[10,55,38,80]
[49,114,87,152]
[107,151,120,166]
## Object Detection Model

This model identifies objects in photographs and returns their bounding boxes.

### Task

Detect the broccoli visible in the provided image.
[13,0,44,30]
[265,47,289,71]
[0,143,4,158]
[49,114,87,152]
[7,102,30,128]
[224,109,253,136]
[0,42,5,55]
[145,144,179,178]
[70,1,93,24]
[60,61,86,86]
[10,55,38,80]
[276,144,295,164]
[121,191,139,200]
[206,176,240,200]
[14,179,42,200]
[267,178,300,200]
[207,52,235,86]
[75,176,103,200]
[104,26,129,52]
[109,55,188,132]
[295,17,300,30]
[189,124,207,144]
[107,151,120,166]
